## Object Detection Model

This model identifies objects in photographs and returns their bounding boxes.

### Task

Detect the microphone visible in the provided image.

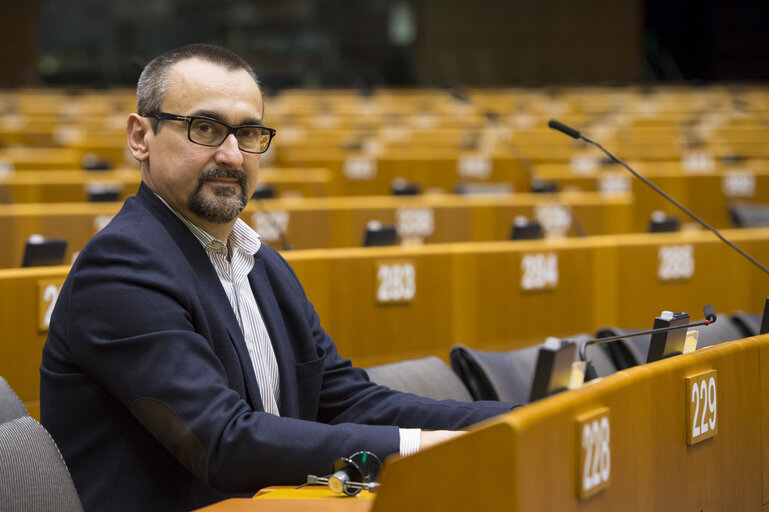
[548,119,769,277]
[703,304,717,324]
[577,305,717,382]
[548,119,581,141]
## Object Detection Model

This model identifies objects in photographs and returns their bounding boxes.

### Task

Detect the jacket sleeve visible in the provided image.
[264,247,515,430]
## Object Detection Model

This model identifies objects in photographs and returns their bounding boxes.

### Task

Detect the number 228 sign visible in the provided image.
[576,407,611,499]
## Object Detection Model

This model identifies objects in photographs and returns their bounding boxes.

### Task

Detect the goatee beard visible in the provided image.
[188,168,248,224]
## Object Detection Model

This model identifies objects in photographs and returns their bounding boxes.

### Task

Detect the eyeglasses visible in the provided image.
[143,112,276,154]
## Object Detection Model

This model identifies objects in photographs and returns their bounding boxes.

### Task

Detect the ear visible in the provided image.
[126,113,151,162]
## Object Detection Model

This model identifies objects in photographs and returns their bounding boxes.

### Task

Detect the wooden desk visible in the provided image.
[194,487,373,511]
[2,229,768,417]
[373,335,768,511]
[534,159,769,232]
[0,147,82,170]
[0,167,331,203]
[0,191,632,267]
[0,265,69,418]
[286,228,769,366]
[191,335,769,511]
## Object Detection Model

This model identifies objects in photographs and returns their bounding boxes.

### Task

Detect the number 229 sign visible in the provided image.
[686,370,718,445]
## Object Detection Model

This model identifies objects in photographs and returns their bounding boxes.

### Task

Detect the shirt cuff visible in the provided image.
[398,428,421,456]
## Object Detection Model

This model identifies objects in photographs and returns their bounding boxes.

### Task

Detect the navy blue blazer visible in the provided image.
[40,182,512,511]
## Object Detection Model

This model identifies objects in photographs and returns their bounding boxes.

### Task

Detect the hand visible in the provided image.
[418,430,466,450]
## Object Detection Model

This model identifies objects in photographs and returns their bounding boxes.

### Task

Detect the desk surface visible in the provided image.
[194,487,373,512]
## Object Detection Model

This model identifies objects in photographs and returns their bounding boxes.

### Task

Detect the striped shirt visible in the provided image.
[162,203,281,415]
[157,195,420,452]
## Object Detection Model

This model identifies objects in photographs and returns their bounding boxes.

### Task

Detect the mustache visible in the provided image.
[196,168,248,190]
[199,168,247,183]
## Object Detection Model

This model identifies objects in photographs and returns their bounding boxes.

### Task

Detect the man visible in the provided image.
[40,44,513,511]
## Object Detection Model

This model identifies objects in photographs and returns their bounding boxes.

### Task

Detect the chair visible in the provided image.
[693,314,747,349]
[729,202,769,228]
[450,337,618,405]
[730,310,764,336]
[450,344,539,404]
[0,376,28,423]
[0,376,83,512]
[365,356,473,402]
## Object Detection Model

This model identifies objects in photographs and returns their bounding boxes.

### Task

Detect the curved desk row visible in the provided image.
[2,228,767,418]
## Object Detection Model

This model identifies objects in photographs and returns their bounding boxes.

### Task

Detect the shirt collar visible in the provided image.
[153,192,261,256]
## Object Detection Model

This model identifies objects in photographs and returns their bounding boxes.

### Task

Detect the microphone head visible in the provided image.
[703,304,717,324]
[548,119,581,140]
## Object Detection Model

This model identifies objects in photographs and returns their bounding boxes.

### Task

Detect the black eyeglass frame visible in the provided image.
[143,112,276,154]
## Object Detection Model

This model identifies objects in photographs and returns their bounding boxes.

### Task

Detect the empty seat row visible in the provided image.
[366,310,766,405]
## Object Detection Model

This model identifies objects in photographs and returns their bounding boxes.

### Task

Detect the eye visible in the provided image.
[194,120,215,133]
[191,119,225,139]
[236,127,259,140]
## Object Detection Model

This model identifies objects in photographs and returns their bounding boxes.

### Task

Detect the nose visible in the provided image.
[213,133,244,169]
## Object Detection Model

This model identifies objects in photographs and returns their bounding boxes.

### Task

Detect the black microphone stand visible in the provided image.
[548,119,769,277]
[578,305,716,381]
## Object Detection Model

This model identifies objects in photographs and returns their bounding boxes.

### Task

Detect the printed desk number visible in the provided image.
[38,279,64,331]
[686,370,718,445]
[376,261,416,304]
[576,407,611,499]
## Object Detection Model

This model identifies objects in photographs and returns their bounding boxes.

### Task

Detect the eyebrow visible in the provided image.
[190,109,263,126]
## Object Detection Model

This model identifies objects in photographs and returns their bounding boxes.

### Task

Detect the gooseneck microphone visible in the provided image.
[577,304,717,362]
[548,119,769,277]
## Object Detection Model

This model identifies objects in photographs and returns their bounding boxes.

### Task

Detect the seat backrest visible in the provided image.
[0,376,83,512]
[450,344,540,405]
[594,327,649,369]
[0,415,84,512]
[0,376,29,423]
[366,356,474,402]
[583,341,619,378]
[730,310,764,337]
[729,202,769,228]
[450,337,619,405]
[694,314,747,349]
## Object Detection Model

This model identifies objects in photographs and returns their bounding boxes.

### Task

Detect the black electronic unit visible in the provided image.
[646,311,690,363]
[21,236,67,267]
[362,222,398,247]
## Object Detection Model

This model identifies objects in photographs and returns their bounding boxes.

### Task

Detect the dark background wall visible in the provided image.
[0,0,767,89]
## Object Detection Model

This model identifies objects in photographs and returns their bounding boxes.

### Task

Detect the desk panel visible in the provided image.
[374,336,764,511]
[0,192,633,267]
[0,168,332,203]
[2,230,767,419]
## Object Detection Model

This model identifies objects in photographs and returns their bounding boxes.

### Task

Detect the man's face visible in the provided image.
[141,58,263,227]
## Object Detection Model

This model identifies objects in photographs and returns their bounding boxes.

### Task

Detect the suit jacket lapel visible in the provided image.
[133,182,265,410]
[248,258,300,418]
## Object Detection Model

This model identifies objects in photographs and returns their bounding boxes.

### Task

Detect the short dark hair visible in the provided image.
[137,43,260,129]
